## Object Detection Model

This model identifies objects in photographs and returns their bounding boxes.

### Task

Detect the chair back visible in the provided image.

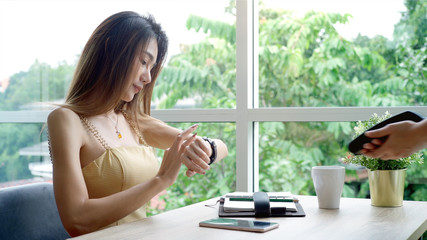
[0,182,70,240]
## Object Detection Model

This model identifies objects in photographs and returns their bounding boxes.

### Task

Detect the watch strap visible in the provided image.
[202,137,217,165]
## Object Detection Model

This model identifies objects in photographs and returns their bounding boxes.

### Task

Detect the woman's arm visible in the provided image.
[48,108,196,237]
[136,113,228,176]
[136,113,181,149]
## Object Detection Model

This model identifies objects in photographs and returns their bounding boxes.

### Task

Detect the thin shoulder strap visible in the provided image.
[120,109,148,147]
[79,115,111,150]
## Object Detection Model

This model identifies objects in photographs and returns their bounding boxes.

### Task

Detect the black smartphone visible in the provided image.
[199,218,279,233]
[348,111,425,155]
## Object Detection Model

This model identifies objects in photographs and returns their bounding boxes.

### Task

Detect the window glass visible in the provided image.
[0,123,50,188]
[258,121,427,201]
[259,0,426,107]
[0,0,235,111]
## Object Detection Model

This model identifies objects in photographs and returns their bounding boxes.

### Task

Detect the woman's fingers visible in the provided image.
[181,151,207,175]
[170,124,198,151]
[157,124,199,184]
[194,138,211,163]
[183,144,210,167]
[169,124,216,178]
[180,137,213,175]
[186,169,196,177]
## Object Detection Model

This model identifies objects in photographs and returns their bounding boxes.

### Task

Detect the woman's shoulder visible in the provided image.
[48,107,80,125]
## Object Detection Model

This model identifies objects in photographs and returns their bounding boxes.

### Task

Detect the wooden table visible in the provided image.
[70,195,427,240]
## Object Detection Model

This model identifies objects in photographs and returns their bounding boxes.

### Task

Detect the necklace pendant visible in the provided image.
[106,113,123,139]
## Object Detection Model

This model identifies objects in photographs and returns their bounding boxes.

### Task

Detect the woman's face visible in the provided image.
[123,38,158,102]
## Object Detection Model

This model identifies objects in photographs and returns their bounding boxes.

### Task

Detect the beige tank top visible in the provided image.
[80,113,159,228]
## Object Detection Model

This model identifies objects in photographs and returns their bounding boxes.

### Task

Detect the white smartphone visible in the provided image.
[199,218,279,233]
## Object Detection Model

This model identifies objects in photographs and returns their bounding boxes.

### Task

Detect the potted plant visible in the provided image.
[343,112,424,207]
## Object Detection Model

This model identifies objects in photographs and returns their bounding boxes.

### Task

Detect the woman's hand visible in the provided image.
[139,117,229,178]
[156,124,198,186]
[181,136,212,177]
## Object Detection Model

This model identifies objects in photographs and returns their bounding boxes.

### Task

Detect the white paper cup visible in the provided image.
[311,166,345,209]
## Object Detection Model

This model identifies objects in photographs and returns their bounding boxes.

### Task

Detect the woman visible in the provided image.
[47,11,228,237]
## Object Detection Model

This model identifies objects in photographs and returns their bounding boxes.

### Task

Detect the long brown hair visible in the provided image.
[64,11,168,117]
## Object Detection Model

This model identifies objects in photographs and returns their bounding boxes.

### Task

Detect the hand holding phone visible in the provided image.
[348,111,425,155]
[199,218,279,233]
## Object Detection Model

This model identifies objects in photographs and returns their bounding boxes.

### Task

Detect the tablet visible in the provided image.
[199,218,279,233]
[348,111,425,155]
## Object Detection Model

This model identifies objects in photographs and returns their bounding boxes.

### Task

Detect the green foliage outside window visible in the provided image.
[152,0,427,212]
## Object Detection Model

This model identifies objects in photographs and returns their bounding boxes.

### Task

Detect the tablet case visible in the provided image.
[218,192,306,218]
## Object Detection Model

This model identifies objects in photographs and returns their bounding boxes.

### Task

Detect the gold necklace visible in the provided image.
[105,113,122,139]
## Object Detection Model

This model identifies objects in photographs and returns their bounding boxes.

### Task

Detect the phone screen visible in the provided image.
[199,218,279,232]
